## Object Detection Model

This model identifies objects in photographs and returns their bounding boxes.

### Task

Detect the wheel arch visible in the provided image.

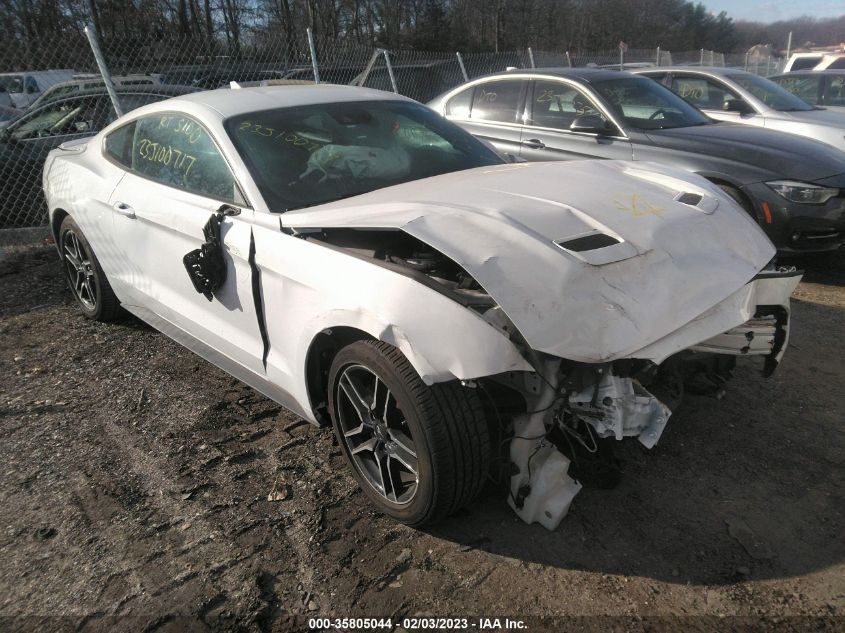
[304,326,377,425]
[50,208,70,244]
[697,174,761,222]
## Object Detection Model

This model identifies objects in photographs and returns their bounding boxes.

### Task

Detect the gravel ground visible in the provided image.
[0,243,843,633]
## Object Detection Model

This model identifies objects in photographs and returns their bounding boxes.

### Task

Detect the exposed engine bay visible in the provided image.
[298,225,800,530]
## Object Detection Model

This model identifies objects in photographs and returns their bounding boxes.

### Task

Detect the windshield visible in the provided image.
[731,73,814,111]
[225,100,503,212]
[591,76,711,130]
[0,75,23,94]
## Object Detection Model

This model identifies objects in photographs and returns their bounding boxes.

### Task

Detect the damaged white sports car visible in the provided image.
[44,85,801,530]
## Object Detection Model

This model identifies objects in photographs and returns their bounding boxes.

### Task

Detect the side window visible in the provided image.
[672,76,737,110]
[826,77,845,107]
[131,113,238,203]
[790,57,821,71]
[771,75,820,105]
[444,87,473,118]
[104,121,136,167]
[470,80,524,124]
[529,80,600,129]
[828,58,845,70]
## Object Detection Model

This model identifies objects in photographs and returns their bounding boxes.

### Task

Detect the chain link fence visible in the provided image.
[0,31,784,231]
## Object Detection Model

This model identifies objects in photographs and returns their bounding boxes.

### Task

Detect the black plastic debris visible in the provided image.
[183,213,227,301]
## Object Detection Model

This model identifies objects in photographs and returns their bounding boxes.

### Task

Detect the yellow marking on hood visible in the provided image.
[613,193,664,218]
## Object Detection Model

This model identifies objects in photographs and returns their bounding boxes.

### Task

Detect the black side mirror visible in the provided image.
[723,99,751,114]
[570,115,611,135]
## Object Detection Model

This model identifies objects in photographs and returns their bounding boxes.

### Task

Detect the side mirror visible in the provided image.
[723,98,751,114]
[570,115,611,135]
[26,85,37,94]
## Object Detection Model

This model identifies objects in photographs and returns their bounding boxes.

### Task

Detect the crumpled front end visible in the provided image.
[281,160,803,530]
[502,268,800,530]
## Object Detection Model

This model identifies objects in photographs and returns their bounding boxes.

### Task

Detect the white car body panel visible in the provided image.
[43,85,802,530]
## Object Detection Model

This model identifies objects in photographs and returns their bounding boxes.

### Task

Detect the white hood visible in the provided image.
[282,160,776,363]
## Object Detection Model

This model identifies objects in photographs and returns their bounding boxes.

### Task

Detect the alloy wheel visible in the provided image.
[335,364,419,505]
[62,229,97,311]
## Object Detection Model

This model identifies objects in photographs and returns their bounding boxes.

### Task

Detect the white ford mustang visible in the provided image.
[43,85,801,530]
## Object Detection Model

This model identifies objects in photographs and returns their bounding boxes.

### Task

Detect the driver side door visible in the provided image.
[106,112,267,376]
[669,74,760,125]
[519,78,633,162]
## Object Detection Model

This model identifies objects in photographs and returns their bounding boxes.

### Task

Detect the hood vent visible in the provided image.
[676,192,702,206]
[556,232,620,252]
[674,191,718,214]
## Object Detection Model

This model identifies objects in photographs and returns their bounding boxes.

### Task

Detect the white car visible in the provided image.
[784,52,845,72]
[43,85,802,530]
[634,67,845,153]
[0,69,74,108]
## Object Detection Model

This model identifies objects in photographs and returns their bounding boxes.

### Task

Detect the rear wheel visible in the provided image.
[59,215,121,322]
[328,340,491,526]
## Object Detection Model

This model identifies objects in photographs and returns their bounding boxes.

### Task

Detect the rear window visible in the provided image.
[445,87,473,118]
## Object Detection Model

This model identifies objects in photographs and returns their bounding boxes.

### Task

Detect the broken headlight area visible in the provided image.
[482,333,788,531]
[300,227,497,312]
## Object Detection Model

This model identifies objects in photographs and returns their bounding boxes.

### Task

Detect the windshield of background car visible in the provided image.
[225,100,503,212]
[731,74,814,111]
[10,100,87,140]
[0,75,23,94]
[591,76,711,130]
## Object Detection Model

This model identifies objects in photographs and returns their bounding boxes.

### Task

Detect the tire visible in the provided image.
[58,215,121,322]
[328,340,491,526]
[717,183,755,218]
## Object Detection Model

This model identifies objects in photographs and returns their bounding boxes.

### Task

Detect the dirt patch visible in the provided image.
[0,245,843,632]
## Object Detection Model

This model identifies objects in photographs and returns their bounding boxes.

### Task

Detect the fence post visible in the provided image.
[383,49,398,94]
[656,46,660,66]
[306,27,320,84]
[84,25,123,118]
[527,46,536,69]
[565,51,572,68]
[744,52,749,71]
[456,51,469,82]
[619,46,624,71]
[358,49,381,87]
[700,48,704,66]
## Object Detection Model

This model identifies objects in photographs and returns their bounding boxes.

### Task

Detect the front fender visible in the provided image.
[252,223,532,421]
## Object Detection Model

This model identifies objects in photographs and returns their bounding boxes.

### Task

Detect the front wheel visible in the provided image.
[328,340,491,526]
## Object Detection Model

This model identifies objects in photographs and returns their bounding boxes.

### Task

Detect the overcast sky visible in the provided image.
[705,0,844,21]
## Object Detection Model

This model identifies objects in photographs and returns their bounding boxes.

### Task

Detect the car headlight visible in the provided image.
[766,180,839,204]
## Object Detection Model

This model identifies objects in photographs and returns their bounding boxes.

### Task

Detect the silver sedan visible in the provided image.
[633,66,845,153]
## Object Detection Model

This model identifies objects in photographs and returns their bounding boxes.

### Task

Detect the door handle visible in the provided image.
[522,138,546,149]
[112,201,136,219]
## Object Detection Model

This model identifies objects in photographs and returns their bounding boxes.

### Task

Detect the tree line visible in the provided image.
[1,0,843,54]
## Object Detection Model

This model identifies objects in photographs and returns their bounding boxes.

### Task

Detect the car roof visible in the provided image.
[61,84,197,98]
[634,66,747,76]
[477,67,638,83]
[165,84,411,118]
[770,69,845,77]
